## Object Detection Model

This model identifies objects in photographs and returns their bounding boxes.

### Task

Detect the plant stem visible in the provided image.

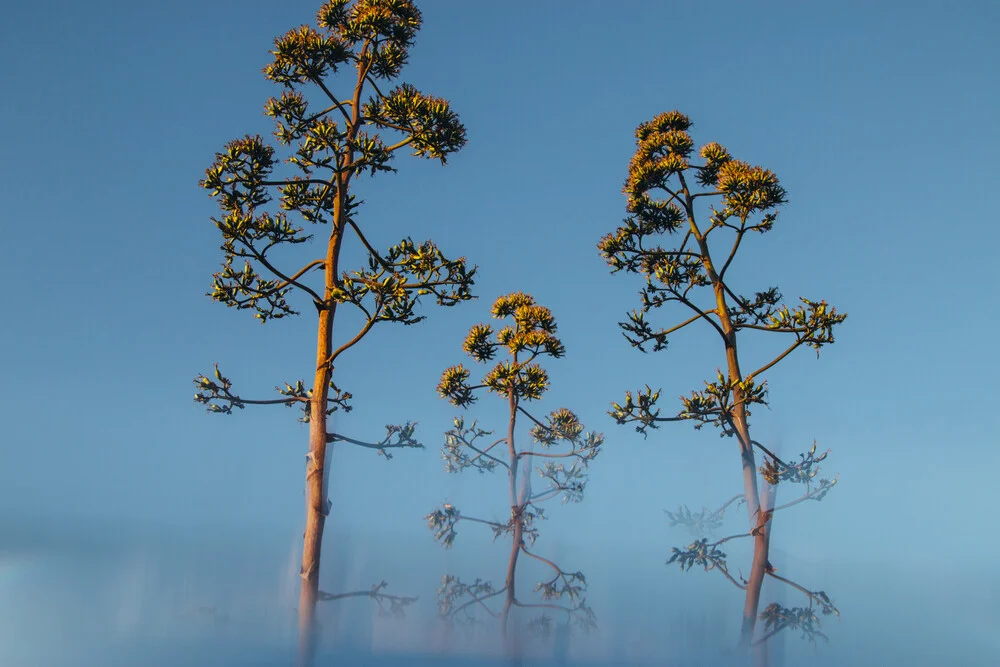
[500,382,522,645]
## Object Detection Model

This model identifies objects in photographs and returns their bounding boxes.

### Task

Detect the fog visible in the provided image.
[3,510,996,667]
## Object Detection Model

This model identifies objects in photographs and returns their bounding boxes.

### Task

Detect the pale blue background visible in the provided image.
[1,1,997,664]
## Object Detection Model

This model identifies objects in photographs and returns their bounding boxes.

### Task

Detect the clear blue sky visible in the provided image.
[1,1,998,660]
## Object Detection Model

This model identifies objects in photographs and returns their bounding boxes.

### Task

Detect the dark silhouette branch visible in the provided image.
[317,581,417,618]
[326,423,421,460]
[738,322,812,334]
[260,178,333,187]
[241,238,325,304]
[326,430,418,449]
[347,219,396,273]
[674,292,726,339]
[515,405,547,432]
[456,514,508,531]
[749,439,790,469]
[363,74,388,105]
[718,227,746,280]
[519,449,589,460]
[312,78,353,126]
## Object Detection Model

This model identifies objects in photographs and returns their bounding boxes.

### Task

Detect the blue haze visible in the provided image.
[1,1,998,665]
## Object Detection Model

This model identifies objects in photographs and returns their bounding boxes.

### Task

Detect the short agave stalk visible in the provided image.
[427,293,603,650]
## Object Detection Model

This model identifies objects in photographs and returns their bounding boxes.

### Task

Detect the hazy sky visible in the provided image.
[1,0,998,621]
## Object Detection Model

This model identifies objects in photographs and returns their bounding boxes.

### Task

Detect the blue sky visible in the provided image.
[1,1,999,661]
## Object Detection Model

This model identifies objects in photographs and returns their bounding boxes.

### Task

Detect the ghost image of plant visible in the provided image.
[427,292,604,647]
[598,110,846,660]
[665,444,840,649]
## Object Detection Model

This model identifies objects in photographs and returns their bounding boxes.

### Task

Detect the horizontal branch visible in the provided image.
[328,433,400,448]
[245,397,303,406]
[738,323,812,334]
[317,581,417,613]
[318,590,382,602]
[513,600,578,616]
[259,178,332,188]
[326,423,421,460]
[194,366,309,415]
[454,513,507,531]
[519,449,586,460]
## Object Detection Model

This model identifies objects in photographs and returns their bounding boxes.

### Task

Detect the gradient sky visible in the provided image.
[1,0,998,610]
